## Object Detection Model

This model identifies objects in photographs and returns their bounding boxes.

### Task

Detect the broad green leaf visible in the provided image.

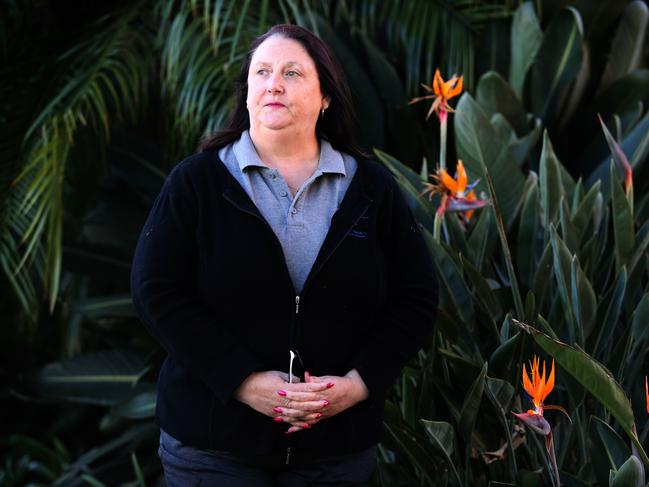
[570,256,597,341]
[484,170,525,319]
[598,1,649,93]
[610,164,634,271]
[430,239,475,329]
[527,7,583,125]
[486,376,515,411]
[550,226,576,340]
[420,420,462,486]
[572,180,601,243]
[455,93,525,226]
[485,376,518,477]
[374,149,436,232]
[509,2,542,97]
[508,118,542,168]
[589,415,631,486]
[517,179,539,288]
[420,420,454,457]
[532,242,553,311]
[20,350,149,406]
[491,113,516,145]
[513,320,649,467]
[593,267,627,358]
[467,205,496,270]
[539,131,564,230]
[610,455,645,487]
[382,404,436,486]
[459,362,487,442]
[461,254,502,325]
[113,389,156,419]
[624,294,649,387]
[559,198,579,254]
[477,71,528,134]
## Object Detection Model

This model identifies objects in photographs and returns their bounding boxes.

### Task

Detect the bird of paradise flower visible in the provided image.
[422,160,489,227]
[410,69,463,172]
[513,356,569,487]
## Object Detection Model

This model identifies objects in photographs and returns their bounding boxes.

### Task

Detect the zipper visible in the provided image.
[285,446,292,465]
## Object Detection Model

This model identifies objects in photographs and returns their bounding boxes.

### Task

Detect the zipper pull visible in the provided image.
[295,295,300,314]
[285,446,292,465]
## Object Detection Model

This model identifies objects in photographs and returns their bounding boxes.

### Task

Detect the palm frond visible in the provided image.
[4,7,155,313]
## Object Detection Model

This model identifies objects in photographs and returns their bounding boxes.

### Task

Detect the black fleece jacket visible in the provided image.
[130,149,438,461]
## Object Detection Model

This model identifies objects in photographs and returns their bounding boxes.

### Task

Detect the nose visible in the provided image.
[266,71,284,94]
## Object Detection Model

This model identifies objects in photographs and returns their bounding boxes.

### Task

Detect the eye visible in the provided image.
[256,68,268,75]
[285,70,299,77]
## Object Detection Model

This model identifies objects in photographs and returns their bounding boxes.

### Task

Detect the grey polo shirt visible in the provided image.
[218,130,358,293]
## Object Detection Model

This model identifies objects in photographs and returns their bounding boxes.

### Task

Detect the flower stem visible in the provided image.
[439,110,447,171]
[433,212,442,242]
[545,431,561,487]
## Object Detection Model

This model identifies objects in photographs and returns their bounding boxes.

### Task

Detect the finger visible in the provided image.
[279,386,329,400]
[304,370,311,383]
[285,425,305,434]
[274,406,325,418]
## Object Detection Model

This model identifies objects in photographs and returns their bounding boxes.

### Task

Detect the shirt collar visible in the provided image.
[232,130,347,176]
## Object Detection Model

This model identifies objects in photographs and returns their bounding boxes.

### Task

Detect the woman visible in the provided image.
[131,23,437,486]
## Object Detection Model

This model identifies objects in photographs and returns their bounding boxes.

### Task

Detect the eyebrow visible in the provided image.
[253,61,304,69]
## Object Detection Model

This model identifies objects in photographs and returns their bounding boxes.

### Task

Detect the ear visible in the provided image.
[322,96,331,110]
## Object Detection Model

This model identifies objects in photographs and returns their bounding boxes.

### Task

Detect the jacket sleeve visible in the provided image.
[350,173,438,404]
[130,163,262,405]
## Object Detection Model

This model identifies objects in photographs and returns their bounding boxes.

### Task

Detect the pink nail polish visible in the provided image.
[326,382,335,388]
[277,390,287,396]
[273,407,283,413]
[315,413,323,419]
[322,400,329,407]
[274,416,284,422]
[303,423,311,429]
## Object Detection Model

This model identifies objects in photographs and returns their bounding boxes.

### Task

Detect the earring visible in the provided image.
[321,107,325,117]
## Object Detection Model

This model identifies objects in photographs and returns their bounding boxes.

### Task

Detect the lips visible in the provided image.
[265,102,285,108]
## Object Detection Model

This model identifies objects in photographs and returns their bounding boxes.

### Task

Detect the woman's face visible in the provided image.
[246,35,329,135]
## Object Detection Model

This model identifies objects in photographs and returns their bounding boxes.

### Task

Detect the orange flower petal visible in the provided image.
[522,363,535,398]
[456,160,467,193]
[542,360,555,403]
[433,69,443,96]
[440,169,458,193]
[447,75,464,99]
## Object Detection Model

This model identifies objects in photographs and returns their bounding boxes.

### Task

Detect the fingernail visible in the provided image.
[285,430,294,435]
[277,390,287,396]
[326,382,335,388]
[273,407,283,413]
[303,423,311,429]
[322,400,329,407]
[315,413,323,419]
[274,416,283,422]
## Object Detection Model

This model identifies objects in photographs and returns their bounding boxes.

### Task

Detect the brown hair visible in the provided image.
[197,24,367,158]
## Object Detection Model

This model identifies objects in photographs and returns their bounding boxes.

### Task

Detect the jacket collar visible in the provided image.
[217,149,373,295]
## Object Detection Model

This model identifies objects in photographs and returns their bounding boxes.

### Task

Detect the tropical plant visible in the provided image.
[3,0,649,485]
[371,1,649,484]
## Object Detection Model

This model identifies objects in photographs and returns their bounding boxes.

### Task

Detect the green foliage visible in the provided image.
[3,1,649,486]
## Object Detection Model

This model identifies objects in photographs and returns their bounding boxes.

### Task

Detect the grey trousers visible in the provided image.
[158,430,377,486]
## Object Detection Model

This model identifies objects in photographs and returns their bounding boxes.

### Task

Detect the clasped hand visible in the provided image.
[233,369,369,434]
